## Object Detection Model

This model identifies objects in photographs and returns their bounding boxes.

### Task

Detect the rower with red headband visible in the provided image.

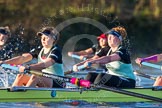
[70,33,110,71]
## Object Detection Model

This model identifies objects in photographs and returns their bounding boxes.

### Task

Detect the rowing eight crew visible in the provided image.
[0,25,160,89]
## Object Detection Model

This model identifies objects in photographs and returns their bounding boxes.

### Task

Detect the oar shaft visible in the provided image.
[134,71,156,80]
[29,70,91,88]
[1,64,19,71]
[141,62,162,70]
[96,85,162,102]
[11,86,82,92]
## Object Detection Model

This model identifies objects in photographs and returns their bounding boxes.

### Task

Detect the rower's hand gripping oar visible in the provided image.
[75,62,92,71]
[141,62,162,70]
[64,62,90,75]
[64,54,87,75]
[0,64,91,88]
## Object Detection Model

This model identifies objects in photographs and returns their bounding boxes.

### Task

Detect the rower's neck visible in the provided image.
[44,46,52,54]
[0,46,3,50]
[111,45,120,52]
[101,46,106,48]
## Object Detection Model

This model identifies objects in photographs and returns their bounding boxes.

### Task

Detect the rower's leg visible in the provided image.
[93,73,112,85]
[25,75,53,87]
[85,72,98,83]
[52,79,65,88]
[153,76,162,86]
[12,74,30,86]
[94,73,135,88]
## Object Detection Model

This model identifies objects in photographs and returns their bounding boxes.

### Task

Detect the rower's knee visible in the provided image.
[154,76,162,86]
[17,74,24,77]
[16,74,26,80]
[30,75,38,80]
[156,76,162,80]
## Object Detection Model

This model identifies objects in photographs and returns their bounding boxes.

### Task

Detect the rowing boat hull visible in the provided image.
[0,88,161,102]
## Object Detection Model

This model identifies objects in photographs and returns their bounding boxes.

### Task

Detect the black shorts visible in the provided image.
[52,79,66,88]
[85,72,135,88]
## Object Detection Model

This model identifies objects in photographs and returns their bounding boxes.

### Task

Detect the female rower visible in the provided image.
[69,34,110,71]
[135,54,162,86]
[68,33,110,60]
[0,26,13,60]
[73,26,136,88]
[1,26,65,88]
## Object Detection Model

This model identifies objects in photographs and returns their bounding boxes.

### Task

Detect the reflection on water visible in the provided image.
[0,101,162,108]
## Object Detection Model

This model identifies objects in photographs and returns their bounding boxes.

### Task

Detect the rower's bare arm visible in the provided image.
[136,54,159,64]
[84,48,94,55]
[3,53,32,65]
[90,55,100,60]
[157,54,162,62]
[90,53,120,64]
[69,48,93,56]
[29,58,54,71]
[76,55,100,66]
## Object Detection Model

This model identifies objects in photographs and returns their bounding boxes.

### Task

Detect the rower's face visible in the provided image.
[108,34,120,47]
[99,38,107,47]
[41,34,54,47]
[0,33,8,46]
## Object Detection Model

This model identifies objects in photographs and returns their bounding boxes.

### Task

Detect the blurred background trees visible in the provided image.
[0,0,161,57]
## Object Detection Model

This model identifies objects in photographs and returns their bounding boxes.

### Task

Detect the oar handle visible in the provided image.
[77,62,92,70]
[141,62,162,70]
[71,54,80,59]
[1,64,19,71]
[77,65,86,70]
[1,64,29,74]
[71,54,87,61]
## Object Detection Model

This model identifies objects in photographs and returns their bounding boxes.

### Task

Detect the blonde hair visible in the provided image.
[112,26,127,39]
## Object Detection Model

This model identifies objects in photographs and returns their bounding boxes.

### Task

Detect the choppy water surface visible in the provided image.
[0,101,162,108]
